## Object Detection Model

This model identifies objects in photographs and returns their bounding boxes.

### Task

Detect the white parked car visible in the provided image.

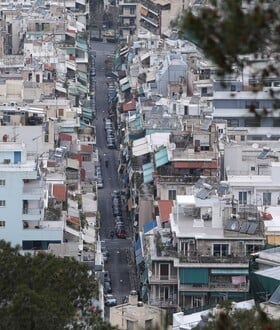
[104,294,117,307]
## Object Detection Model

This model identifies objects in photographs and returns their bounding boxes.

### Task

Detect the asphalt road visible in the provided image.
[92,41,133,305]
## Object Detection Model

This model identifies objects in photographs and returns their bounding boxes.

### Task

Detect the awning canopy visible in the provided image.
[155,147,168,167]
[180,268,209,285]
[143,220,157,233]
[121,82,130,92]
[119,76,129,85]
[135,236,144,265]
[211,269,249,275]
[143,162,154,183]
[173,160,218,169]
[132,137,150,156]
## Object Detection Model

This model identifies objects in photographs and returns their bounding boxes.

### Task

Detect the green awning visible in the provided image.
[77,84,88,93]
[60,127,74,133]
[68,86,79,95]
[155,147,168,167]
[82,112,92,120]
[211,269,249,275]
[121,82,130,92]
[82,107,92,114]
[180,268,209,284]
[78,71,87,82]
[143,162,153,183]
[76,38,87,51]
[64,47,75,55]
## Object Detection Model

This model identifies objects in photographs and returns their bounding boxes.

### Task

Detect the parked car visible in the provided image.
[104,294,117,307]
[112,206,122,216]
[103,281,112,294]
[103,271,111,283]
[112,190,121,198]
[112,198,122,208]
[114,216,124,224]
[116,227,127,239]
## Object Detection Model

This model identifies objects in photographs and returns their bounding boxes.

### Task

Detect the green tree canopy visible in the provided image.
[0,240,114,329]
[193,303,280,330]
[179,0,280,77]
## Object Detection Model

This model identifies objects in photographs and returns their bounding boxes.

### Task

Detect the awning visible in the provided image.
[158,200,173,223]
[132,137,150,156]
[180,268,209,284]
[143,220,157,233]
[173,160,218,169]
[119,76,129,85]
[143,162,154,183]
[60,127,74,133]
[211,269,249,275]
[78,71,87,82]
[155,147,168,167]
[121,82,130,92]
[140,7,148,16]
[67,216,80,225]
[135,237,144,265]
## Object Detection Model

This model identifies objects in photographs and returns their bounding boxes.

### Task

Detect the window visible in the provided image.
[127,320,135,330]
[201,87,207,96]
[145,320,152,329]
[168,190,176,200]
[58,108,64,117]
[0,180,5,186]
[230,85,236,92]
[241,135,245,141]
[245,101,259,109]
[184,106,189,115]
[213,244,230,257]
[0,200,6,207]
[263,192,271,206]
[239,191,247,205]
[192,296,204,308]
[0,221,5,227]
[160,286,169,301]
[246,244,261,255]
[159,263,169,280]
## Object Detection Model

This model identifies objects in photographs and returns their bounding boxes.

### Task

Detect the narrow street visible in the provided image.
[92,41,133,305]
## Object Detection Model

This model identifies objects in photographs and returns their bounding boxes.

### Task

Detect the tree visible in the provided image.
[0,240,114,329]
[179,1,280,93]
[193,302,280,330]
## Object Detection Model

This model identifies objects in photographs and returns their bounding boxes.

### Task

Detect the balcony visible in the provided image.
[149,275,177,284]
[149,298,177,308]
[22,208,42,221]
[22,185,44,199]
[23,220,63,229]
[177,254,249,267]
[154,175,197,184]
[179,282,249,292]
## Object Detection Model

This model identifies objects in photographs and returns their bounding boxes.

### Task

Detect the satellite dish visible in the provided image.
[252,143,259,149]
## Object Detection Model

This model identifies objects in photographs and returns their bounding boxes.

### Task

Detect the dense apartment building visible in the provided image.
[0,140,64,249]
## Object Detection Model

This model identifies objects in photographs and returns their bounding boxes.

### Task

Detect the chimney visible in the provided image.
[128,290,138,306]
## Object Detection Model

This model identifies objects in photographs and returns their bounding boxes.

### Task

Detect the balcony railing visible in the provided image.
[179,282,249,292]
[149,275,177,283]
[179,255,249,264]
